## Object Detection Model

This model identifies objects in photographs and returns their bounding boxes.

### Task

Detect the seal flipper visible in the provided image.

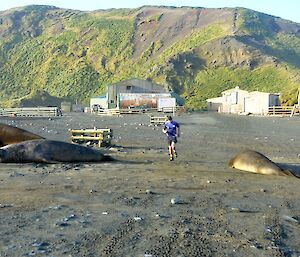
[102,155,115,162]
[228,158,235,168]
[281,169,300,178]
[37,157,59,164]
[0,149,7,162]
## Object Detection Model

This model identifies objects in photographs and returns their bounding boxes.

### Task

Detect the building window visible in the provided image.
[110,100,114,104]
[126,85,132,91]
[230,92,238,104]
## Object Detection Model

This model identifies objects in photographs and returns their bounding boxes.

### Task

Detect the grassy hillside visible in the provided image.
[0,5,299,108]
[0,6,135,106]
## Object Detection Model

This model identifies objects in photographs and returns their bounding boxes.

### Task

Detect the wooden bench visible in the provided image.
[150,115,167,125]
[70,128,112,147]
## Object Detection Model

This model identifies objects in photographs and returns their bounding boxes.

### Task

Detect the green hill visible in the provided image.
[0,5,299,108]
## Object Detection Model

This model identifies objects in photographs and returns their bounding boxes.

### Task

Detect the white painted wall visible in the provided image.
[90,96,108,109]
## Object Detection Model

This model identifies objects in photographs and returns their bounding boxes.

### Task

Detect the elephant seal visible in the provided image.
[0,139,112,163]
[228,150,299,178]
[0,123,44,146]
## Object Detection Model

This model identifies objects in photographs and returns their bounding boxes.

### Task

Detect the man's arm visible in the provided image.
[177,124,180,137]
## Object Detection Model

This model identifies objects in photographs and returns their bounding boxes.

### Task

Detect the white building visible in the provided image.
[90,94,108,111]
[207,87,280,115]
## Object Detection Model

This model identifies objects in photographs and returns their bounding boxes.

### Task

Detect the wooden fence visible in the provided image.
[161,106,176,114]
[267,105,300,117]
[96,108,147,115]
[0,107,61,117]
[97,109,120,116]
[119,108,146,114]
[94,106,184,116]
[70,128,112,147]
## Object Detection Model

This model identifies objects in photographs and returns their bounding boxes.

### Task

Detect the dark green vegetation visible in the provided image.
[0,5,299,108]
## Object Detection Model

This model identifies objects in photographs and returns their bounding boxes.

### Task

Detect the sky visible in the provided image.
[0,0,299,24]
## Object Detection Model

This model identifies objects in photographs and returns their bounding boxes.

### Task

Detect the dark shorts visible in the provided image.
[167,135,177,145]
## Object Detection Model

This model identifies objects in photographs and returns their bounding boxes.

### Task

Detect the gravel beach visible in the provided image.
[0,111,299,257]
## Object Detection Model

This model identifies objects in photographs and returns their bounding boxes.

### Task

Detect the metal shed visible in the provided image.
[107,79,168,109]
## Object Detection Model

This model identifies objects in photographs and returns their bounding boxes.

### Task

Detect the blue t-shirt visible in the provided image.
[164,120,179,137]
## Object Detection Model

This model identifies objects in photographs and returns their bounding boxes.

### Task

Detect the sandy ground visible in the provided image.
[0,111,299,257]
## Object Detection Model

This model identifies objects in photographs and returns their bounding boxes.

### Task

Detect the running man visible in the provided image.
[162,116,180,161]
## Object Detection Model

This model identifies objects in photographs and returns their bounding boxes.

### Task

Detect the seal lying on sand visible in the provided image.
[228,150,299,178]
[0,139,112,163]
[0,123,44,146]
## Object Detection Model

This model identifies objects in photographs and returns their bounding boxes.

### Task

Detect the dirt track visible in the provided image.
[0,112,300,257]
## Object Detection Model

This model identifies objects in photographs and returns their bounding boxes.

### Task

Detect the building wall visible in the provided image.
[208,102,222,111]
[222,88,249,114]
[107,85,118,108]
[207,87,280,115]
[245,92,280,115]
[157,98,176,111]
[113,79,168,94]
[107,79,168,108]
[90,96,108,109]
[206,97,223,111]
[61,101,72,112]
[245,92,268,114]
[119,93,171,108]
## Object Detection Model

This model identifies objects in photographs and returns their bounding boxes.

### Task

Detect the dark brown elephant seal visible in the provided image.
[0,139,112,163]
[228,150,299,178]
[0,123,44,146]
